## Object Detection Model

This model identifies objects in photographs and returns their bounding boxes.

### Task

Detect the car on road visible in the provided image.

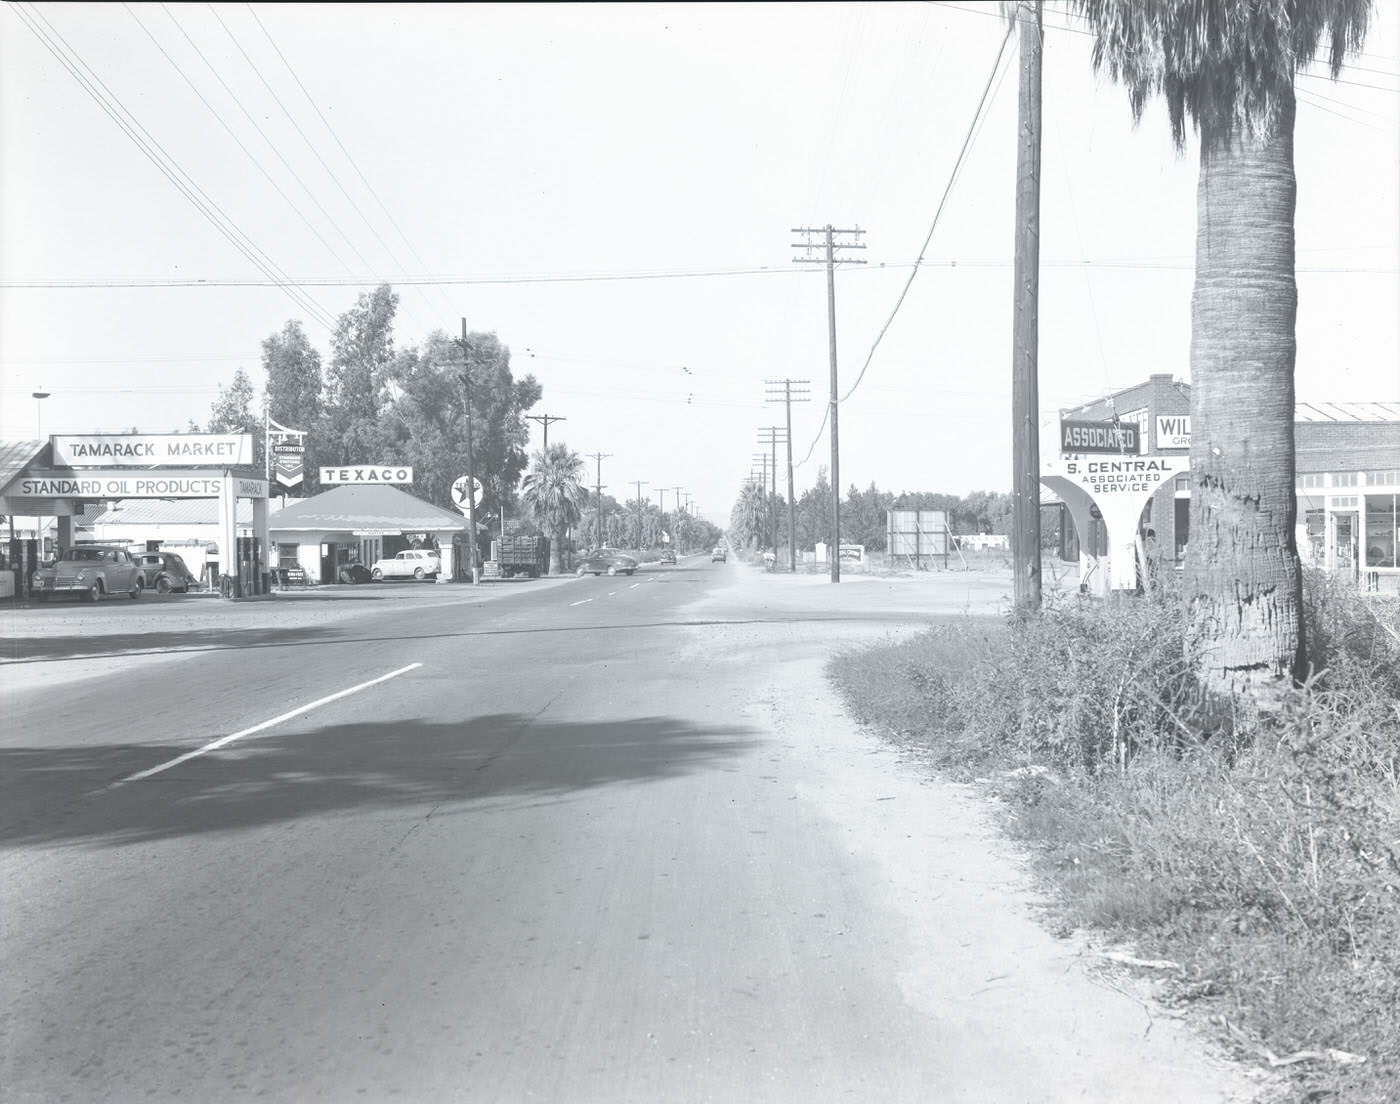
[659,549,677,565]
[32,545,143,602]
[576,548,639,576]
[371,549,441,581]
[136,551,199,594]
[711,546,727,563]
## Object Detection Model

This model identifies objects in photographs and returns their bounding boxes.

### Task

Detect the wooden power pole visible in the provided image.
[1011,1,1043,612]
[793,225,865,582]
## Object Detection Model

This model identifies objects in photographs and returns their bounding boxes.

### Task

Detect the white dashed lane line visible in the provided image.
[570,598,593,606]
[114,663,424,785]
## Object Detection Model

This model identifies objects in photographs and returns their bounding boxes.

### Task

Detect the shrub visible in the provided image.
[831,573,1400,1099]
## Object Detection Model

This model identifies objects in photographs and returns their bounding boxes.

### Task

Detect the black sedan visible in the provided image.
[575,548,639,576]
[136,552,200,593]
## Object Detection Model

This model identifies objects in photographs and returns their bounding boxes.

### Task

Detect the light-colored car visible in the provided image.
[33,545,143,602]
[370,548,441,581]
[711,546,727,563]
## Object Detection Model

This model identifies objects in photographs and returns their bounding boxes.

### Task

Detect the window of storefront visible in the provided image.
[1364,494,1398,569]
[276,542,300,568]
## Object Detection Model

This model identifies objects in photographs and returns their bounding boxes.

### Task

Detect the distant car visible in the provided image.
[371,549,441,581]
[659,549,677,565]
[338,563,373,584]
[136,552,199,594]
[32,544,143,602]
[711,546,727,563]
[576,548,639,576]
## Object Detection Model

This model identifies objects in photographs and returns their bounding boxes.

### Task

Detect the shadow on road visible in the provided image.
[0,713,760,850]
[1,610,958,664]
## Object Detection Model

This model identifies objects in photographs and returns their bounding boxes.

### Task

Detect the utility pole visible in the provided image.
[766,379,809,572]
[586,452,611,549]
[663,486,683,550]
[793,225,865,582]
[526,413,567,452]
[453,319,479,585]
[1011,0,1043,612]
[758,427,786,570]
[632,479,649,550]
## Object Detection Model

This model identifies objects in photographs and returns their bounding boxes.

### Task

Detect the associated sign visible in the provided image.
[53,433,253,467]
[320,466,414,484]
[18,471,266,498]
[1060,457,1178,493]
[1155,414,1191,449]
[1059,419,1140,455]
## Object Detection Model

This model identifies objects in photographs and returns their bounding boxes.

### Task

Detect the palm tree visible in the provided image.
[1067,0,1372,708]
[520,443,586,575]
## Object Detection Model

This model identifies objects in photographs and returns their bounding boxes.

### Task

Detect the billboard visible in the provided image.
[887,510,950,558]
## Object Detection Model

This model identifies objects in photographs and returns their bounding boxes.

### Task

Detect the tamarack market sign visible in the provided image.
[54,434,252,467]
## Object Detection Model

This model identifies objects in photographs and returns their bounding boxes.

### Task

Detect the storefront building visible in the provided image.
[1051,377,1399,591]
[269,484,468,583]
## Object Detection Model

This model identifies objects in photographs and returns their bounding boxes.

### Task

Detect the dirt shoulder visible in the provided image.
[685,565,1274,1102]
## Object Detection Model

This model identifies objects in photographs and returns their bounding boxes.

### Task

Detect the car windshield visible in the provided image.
[65,548,105,562]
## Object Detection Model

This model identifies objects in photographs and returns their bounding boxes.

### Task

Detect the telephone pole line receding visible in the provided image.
[766,378,810,572]
[793,225,865,582]
[453,318,479,586]
[526,413,567,452]
[632,480,650,550]
[758,427,787,570]
[586,452,611,549]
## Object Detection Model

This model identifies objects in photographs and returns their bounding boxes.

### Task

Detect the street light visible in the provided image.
[32,388,50,439]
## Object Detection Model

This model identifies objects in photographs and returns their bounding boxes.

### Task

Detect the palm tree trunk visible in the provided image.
[1184,89,1306,707]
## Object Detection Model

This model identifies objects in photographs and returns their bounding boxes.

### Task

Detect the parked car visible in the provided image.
[136,551,199,594]
[371,549,441,581]
[711,546,727,563]
[659,549,677,565]
[575,548,639,576]
[32,545,143,602]
[338,563,373,584]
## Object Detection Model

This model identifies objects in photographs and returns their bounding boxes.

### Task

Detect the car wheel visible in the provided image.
[413,567,425,580]
[576,565,586,576]
[84,581,100,603]
[129,578,143,599]
[156,575,173,594]
[372,568,384,581]
[607,565,617,576]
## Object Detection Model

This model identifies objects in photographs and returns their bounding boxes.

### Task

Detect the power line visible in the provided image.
[9,3,337,330]
[840,17,1014,406]
[208,4,440,334]
[244,3,461,327]
[127,3,362,279]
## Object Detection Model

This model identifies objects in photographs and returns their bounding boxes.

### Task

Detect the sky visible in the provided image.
[2,1,1397,525]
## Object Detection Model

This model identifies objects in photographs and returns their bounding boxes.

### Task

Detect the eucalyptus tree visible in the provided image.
[1068,0,1372,707]
[520,443,587,575]
[262,320,323,432]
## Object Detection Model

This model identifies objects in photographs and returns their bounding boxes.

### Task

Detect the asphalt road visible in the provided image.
[0,560,1258,1103]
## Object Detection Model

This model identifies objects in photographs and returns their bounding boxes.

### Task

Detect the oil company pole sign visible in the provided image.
[1041,455,1187,591]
